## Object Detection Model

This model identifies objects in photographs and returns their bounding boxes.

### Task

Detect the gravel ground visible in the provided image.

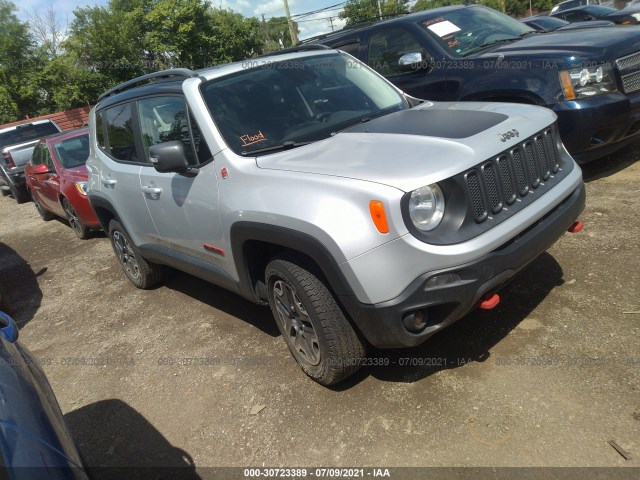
[0,142,639,478]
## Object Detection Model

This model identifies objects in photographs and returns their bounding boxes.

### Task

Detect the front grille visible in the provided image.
[464,127,562,223]
[616,51,640,94]
[616,51,640,71]
[621,71,640,95]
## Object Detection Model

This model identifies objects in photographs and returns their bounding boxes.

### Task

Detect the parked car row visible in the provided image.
[303,5,640,163]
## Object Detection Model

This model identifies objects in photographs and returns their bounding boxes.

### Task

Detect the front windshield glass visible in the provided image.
[418,6,535,57]
[53,134,90,168]
[200,53,408,155]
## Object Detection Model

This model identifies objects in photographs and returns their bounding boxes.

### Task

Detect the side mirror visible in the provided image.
[149,141,195,175]
[398,52,433,72]
[32,164,51,175]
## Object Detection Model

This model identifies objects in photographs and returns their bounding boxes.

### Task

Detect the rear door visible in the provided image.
[94,102,157,245]
[136,95,224,268]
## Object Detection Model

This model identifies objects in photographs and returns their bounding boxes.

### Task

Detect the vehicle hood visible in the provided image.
[476,28,640,65]
[256,102,556,192]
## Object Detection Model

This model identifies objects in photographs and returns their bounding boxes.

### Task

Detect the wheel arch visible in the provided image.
[87,196,118,232]
[230,222,358,307]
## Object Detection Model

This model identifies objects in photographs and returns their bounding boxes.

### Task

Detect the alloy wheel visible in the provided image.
[112,230,141,280]
[272,279,321,366]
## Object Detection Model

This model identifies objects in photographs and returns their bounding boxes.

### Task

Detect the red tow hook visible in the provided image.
[568,220,584,233]
[478,293,500,310]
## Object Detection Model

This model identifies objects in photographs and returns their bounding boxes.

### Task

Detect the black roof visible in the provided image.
[298,4,471,45]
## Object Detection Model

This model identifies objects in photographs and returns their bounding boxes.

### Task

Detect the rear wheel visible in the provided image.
[63,198,90,239]
[266,257,365,386]
[7,180,28,204]
[32,191,54,221]
[108,219,163,289]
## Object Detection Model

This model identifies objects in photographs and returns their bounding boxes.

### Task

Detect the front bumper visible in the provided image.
[553,91,640,163]
[341,182,585,348]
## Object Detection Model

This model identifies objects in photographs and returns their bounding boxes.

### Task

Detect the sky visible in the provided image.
[14,0,387,41]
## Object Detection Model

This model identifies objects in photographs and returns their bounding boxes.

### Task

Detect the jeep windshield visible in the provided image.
[419,6,536,57]
[200,53,408,156]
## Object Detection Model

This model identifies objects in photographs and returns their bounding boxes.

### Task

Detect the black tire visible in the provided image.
[8,180,28,204]
[266,257,366,386]
[108,219,164,289]
[62,198,90,239]
[31,191,55,221]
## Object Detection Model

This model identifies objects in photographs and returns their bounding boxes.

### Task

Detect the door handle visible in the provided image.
[102,178,117,187]
[142,185,162,196]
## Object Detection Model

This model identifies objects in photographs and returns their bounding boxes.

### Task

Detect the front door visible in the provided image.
[136,96,225,269]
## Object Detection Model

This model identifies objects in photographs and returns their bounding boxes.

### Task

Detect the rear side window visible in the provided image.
[103,103,139,162]
[96,111,106,151]
[336,41,360,57]
[0,122,59,150]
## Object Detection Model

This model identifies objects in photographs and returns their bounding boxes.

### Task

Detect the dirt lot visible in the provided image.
[1,143,639,477]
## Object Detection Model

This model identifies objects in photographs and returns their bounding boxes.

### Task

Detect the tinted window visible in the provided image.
[30,143,43,165]
[0,122,59,150]
[368,29,423,76]
[336,41,360,57]
[42,146,56,172]
[53,134,90,168]
[138,96,198,166]
[96,111,106,151]
[201,53,406,155]
[104,103,138,162]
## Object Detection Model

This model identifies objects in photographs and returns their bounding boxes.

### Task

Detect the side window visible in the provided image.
[42,146,56,173]
[96,110,106,151]
[137,96,210,166]
[368,29,423,76]
[31,144,43,165]
[336,41,360,57]
[104,103,138,162]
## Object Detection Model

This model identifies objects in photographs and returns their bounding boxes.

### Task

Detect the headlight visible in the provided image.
[408,184,445,231]
[559,65,616,100]
[75,181,88,196]
[632,13,640,22]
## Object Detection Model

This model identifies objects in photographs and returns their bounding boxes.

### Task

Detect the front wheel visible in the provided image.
[108,219,163,289]
[62,198,90,239]
[266,257,366,386]
[32,191,54,221]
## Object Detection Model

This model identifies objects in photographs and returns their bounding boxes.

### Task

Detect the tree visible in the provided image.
[262,16,299,52]
[339,0,410,25]
[206,9,263,64]
[0,0,37,121]
[27,5,63,59]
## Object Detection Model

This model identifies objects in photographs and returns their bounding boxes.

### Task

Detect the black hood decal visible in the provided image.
[343,109,508,139]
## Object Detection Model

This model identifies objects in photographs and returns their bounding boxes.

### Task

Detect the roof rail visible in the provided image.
[97,68,198,102]
[256,43,332,59]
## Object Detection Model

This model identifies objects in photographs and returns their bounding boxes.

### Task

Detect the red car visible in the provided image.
[25,128,100,239]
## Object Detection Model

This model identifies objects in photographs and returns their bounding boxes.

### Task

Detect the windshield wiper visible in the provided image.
[462,37,522,56]
[241,141,311,156]
[330,116,372,136]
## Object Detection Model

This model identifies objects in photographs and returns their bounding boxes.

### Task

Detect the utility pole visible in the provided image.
[328,16,335,32]
[283,0,299,45]
[377,0,382,20]
[261,13,269,44]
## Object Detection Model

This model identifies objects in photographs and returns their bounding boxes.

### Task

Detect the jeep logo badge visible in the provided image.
[498,129,519,142]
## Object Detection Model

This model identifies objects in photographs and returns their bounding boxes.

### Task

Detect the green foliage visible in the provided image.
[339,0,410,25]
[263,17,299,51]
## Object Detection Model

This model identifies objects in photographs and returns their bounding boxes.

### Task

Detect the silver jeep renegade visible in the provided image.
[86,48,585,385]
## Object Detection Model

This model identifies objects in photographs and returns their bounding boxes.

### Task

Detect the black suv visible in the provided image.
[309,5,640,162]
